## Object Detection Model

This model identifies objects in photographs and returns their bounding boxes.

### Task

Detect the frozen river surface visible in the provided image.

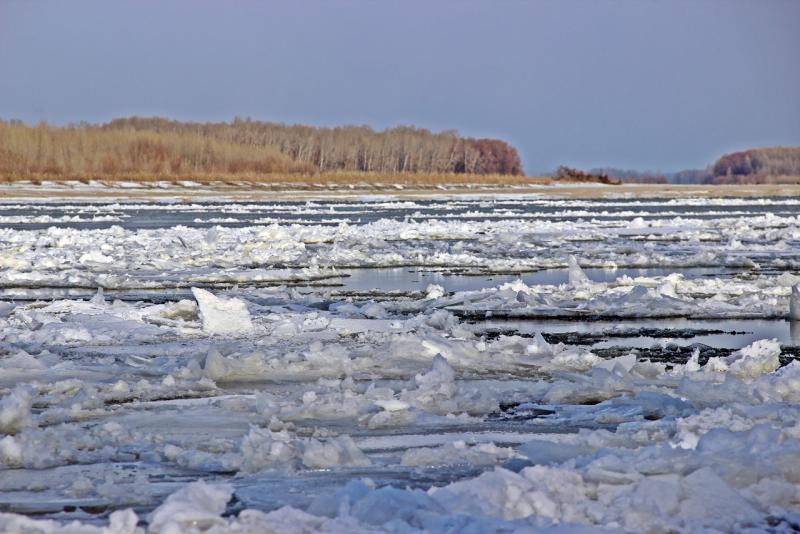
[1,195,799,533]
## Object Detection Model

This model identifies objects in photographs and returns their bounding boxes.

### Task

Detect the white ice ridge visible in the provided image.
[190,287,253,335]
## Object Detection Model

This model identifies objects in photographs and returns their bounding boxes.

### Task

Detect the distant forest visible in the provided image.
[593,147,800,185]
[0,118,522,180]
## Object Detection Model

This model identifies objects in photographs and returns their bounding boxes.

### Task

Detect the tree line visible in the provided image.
[103,117,523,175]
[0,118,523,180]
[590,146,800,185]
[710,147,800,184]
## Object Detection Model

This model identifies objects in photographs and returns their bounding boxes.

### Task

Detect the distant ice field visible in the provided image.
[0,195,799,533]
[2,196,800,230]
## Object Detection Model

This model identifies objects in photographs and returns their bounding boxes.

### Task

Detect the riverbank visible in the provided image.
[1,180,799,201]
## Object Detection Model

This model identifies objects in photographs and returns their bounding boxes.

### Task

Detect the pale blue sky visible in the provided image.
[1,0,798,173]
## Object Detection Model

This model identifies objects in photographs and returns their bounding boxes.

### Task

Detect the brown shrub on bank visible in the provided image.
[553,166,621,185]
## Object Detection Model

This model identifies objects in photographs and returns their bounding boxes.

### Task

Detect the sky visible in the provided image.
[0,0,798,174]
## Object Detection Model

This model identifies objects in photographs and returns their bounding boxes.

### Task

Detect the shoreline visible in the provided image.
[1,182,799,201]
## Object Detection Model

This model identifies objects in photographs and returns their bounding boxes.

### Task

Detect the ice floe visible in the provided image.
[0,195,799,533]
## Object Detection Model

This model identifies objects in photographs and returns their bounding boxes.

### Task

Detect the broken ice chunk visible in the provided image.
[426,284,445,299]
[790,283,800,321]
[301,435,371,469]
[190,287,253,335]
[148,480,232,534]
[240,426,297,473]
[568,255,590,286]
[374,399,411,412]
[724,338,781,379]
[402,355,459,414]
[525,332,553,356]
[89,286,106,306]
[0,386,34,434]
[656,273,683,298]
